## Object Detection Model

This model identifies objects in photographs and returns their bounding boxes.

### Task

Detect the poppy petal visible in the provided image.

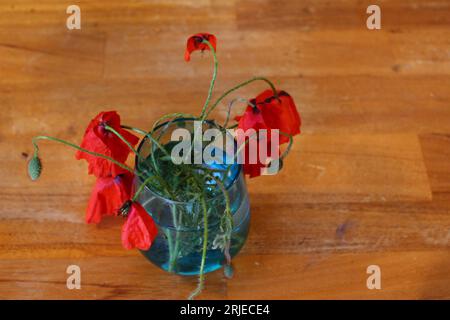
[184,33,217,62]
[76,111,139,178]
[86,173,134,224]
[121,203,158,250]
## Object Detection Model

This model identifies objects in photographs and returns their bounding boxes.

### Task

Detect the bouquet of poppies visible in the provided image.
[28,33,301,299]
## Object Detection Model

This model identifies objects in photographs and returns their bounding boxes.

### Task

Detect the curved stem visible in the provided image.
[279,131,294,160]
[121,125,170,157]
[104,124,142,161]
[132,174,159,202]
[169,205,180,272]
[203,76,278,119]
[121,126,178,201]
[150,113,196,132]
[122,124,169,176]
[188,192,208,300]
[223,97,255,128]
[200,39,218,120]
[32,135,139,177]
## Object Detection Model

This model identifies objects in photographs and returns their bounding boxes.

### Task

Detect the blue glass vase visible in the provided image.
[134,119,250,275]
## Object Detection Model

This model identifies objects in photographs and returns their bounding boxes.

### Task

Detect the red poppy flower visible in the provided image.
[240,136,279,178]
[184,33,217,62]
[236,90,301,143]
[121,202,158,250]
[75,111,139,178]
[85,173,134,224]
[235,90,301,177]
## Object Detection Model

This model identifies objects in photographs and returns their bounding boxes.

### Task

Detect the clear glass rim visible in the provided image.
[135,117,242,205]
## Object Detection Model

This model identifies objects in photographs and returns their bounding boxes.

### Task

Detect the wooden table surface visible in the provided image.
[1,0,449,300]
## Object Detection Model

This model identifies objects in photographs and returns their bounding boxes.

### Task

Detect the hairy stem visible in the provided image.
[188,192,209,300]
[199,39,219,120]
[279,131,294,160]
[31,135,139,177]
[132,175,160,202]
[104,124,142,160]
[203,76,278,119]
[122,124,169,177]
[121,125,170,157]
[168,205,180,272]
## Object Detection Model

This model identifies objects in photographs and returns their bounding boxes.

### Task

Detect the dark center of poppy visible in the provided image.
[114,174,123,184]
[118,200,132,217]
[98,121,113,137]
[250,99,260,113]
[193,36,203,44]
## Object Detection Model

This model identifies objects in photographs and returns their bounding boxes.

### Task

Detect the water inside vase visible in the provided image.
[136,142,250,275]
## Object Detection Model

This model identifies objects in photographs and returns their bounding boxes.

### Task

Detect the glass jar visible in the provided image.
[134,119,250,275]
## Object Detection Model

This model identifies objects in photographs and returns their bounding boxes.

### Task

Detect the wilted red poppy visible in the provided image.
[85,173,134,224]
[121,202,158,250]
[75,111,139,178]
[184,33,217,62]
[249,90,301,143]
[240,136,280,178]
[235,90,301,177]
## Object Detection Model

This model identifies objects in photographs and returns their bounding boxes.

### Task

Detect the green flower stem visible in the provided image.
[200,39,218,120]
[132,175,160,202]
[103,124,142,161]
[31,135,140,177]
[121,124,169,177]
[132,164,181,274]
[208,174,233,266]
[151,113,197,132]
[168,205,180,272]
[121,125,170,157]
[223,98,255,128]
[279,131,294,160]
[165,227,175,272]
[188,192,209,300]
[203,76,278,120]
[121,126,178,201]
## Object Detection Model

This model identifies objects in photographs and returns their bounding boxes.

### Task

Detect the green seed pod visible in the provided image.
[28,156,42,181]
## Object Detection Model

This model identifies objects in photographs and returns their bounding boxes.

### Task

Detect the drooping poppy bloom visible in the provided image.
[184,33,217,62]
[121,202,158,250]
[76,111,139,178]
[86,172,134,224]
[236,90,301,144]
[235,90,301,177]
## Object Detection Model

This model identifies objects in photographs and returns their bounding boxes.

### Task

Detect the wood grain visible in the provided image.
[0,0,449,299]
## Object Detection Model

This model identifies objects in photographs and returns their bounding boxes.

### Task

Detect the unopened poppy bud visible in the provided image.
[118,200,133,217]
[28,156,42,181]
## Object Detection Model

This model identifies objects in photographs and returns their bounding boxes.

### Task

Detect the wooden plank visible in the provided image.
[0,29,105,83]
[419,133,450,193]
[242,201,450,255]
[1,250,448,299]
[0,256,227,299]
[236,0,450,31]
[228,251,450,299]
[3,75,450,136]
[247,133,432,203]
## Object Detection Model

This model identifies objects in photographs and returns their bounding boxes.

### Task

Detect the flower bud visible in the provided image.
[28,156,42,181]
